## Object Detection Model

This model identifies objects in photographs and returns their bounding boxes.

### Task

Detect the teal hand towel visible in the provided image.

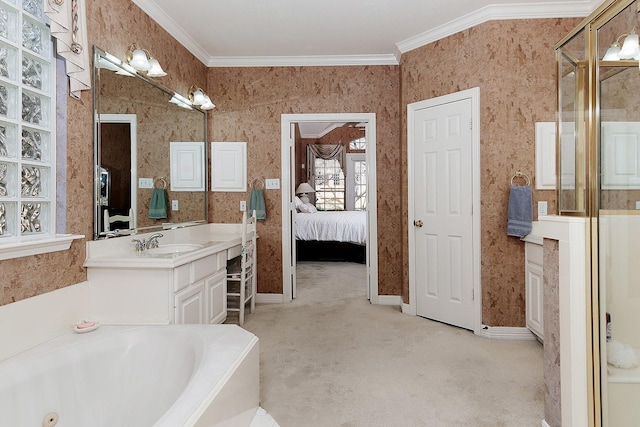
[149,188,168,219]
[249,189,266,220]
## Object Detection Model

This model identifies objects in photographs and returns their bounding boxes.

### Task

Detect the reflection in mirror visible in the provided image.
[93,46,208,239]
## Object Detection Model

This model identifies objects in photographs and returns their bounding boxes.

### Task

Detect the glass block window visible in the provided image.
[0,0,55,239]
[313,158,345,211]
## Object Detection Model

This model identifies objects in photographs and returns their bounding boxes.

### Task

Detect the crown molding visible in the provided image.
[207,54,399,67]
[131,0,211,65]
[134,0,601,67]
[396,1,597,54]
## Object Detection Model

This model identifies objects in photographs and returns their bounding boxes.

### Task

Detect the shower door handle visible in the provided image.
[414,219,423,227]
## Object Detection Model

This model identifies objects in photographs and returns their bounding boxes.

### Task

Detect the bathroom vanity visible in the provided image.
[84,224,244,325]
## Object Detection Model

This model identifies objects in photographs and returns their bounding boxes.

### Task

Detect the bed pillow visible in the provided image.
[294,196,304,209]
[298,203,318,213]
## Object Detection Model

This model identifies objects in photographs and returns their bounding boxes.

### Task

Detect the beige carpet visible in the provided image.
[242,261,544,427]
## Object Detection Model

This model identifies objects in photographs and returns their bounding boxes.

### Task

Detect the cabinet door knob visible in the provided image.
[414,219,423,227]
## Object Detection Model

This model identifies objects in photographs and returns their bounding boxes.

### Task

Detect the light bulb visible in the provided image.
[129,48,151,71]
[619,32,640,59]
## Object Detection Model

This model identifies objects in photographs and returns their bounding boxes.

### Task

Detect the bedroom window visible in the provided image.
[349,137,366,151]
[313,157,345,211]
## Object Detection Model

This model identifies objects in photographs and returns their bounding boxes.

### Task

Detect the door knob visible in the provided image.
[414,219,423,227]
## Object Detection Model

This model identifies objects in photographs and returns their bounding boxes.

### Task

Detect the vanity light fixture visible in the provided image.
[124,43,167,77]
[603,29,640,61]
[188,85,216,110]
[169,92,193,110]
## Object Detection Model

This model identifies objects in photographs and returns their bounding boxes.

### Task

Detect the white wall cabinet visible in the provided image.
[211,142,247,192]
[525,241,544,341]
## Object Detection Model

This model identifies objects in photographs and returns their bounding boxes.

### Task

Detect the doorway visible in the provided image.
[98,114,137,236]
[281,113,378,304]
[407,88,481,332]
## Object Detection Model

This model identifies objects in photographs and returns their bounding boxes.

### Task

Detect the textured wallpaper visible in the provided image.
[401,18,580,326]
[0,1,583,330]
[1,0,207,305]
[207,65,401,295]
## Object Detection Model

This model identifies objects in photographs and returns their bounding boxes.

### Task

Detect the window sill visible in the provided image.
[0,234,85,261]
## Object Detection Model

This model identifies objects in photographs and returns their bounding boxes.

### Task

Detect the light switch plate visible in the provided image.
[139,178,153,189]
[240,200,246,211]
[538,201,548,216]
[266,178,280,189]
[171,200,179,211]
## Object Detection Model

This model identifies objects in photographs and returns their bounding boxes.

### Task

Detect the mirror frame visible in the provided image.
[92,46,208,239]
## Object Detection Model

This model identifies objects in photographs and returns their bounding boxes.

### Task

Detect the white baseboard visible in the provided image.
[475,325,537,340]
[541,420,550,427]
[377,295,402,306]
[402,303,416,315]
[256,293,285,304]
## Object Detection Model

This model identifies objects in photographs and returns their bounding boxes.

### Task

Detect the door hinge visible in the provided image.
[469,118,473,130]
[472,289,474,300]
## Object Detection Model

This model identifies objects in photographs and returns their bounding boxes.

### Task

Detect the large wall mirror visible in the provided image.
[92,46,207,239]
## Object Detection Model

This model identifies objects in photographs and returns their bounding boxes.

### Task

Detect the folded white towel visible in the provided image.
[607,340,638,369]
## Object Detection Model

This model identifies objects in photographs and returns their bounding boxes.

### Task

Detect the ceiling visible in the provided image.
[132,0,599,67]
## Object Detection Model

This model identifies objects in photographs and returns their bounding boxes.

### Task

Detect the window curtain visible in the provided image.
[45,0,90,99]
[306,143,346,188]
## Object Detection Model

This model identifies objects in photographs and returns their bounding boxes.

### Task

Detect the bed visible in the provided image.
[295,210,366,263]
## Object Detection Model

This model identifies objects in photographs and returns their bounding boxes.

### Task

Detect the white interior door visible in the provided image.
[412,97,475,330]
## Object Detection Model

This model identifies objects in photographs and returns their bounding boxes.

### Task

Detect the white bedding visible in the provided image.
[295,210,367,245]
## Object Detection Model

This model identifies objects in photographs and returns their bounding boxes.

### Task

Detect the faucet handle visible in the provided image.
[131,238,146,252]
[145,233,164,249]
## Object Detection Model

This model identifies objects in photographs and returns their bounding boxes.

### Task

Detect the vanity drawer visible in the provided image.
[193,254,218,282]
[173,263,192,292]
[227,244,242,260]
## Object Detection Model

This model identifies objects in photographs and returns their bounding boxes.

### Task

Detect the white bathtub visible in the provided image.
[0,324,259,427]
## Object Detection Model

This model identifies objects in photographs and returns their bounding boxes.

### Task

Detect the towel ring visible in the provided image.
[154,177,167,189]
[251,177,265,190]
[510,171,530,187]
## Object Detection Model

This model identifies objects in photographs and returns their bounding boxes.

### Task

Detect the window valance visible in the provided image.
[45,0,90,99]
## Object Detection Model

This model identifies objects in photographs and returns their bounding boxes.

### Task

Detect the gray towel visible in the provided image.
[507,185,532,237]
[249,189,266,220]
[148,188,168,219]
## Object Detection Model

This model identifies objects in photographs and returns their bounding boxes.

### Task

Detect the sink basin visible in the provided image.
[145,243,204,257]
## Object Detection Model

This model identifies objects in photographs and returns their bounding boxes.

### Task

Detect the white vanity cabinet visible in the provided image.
[173,252,228,324]
[84,223,245,325]
[525,240,544,341]
[87,246,233,325]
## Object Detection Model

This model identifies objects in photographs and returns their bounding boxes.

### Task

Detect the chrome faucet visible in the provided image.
[145,233,164,249]
[131,238,146,252]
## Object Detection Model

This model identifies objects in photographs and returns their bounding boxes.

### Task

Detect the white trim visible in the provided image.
[542,420,551,427]
[131,0,211,65]
[402,303,415,316]
[208,54,398,68]
[0,234,84,261]
[377,295,402,306]
[396,2,596,54]
[99,114,138,231]
[475,326,537,341]
[407,87,481,334]
[255,293,285,304]
[537,216,589,427]
[281,113,378,305]
[135,0,599,67]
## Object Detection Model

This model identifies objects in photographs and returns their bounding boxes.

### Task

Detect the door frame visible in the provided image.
[98,113,137,233]
[281,113,378,303]
[406,87,482,334]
